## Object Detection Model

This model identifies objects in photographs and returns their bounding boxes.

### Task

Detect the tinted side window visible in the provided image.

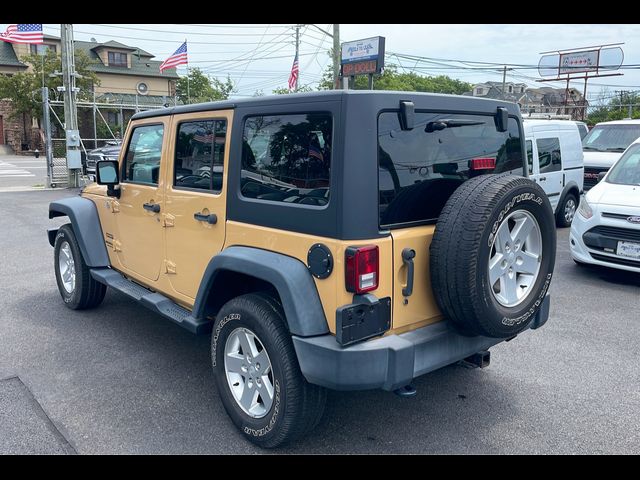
[378,111,523,228]
[174,119,227,193]
[241,113,332,206]
[123,124,164,185]
[526,139,534,175]
[537,137,561,173]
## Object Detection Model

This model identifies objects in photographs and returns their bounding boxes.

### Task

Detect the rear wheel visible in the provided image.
[54,224,106,310]
[211,293,326,448]
[430,174,556,338]
[556,193,578,228]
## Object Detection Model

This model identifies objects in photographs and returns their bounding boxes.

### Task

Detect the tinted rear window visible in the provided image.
[241,113,332,207]
[378,111,523,228]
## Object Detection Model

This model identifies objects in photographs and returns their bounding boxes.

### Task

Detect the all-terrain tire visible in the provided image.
[430,174,556,338]
[211,293,326,448]
[54,224,107,310]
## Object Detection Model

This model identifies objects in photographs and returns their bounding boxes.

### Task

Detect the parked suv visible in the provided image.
[523,119,584,227]
[85,141,122,175]
[48,91,556,447]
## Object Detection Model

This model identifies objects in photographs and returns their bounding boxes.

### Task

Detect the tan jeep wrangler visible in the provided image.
[48,91,556,447]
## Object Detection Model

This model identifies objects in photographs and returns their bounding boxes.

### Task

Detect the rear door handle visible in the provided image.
[539,176,547,181]
[194,212,217,224]
[143,202,160,213]
[402,248,416,297]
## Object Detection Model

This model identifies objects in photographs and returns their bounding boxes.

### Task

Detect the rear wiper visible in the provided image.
[583,146,605,151]
[425,119,485,132]
[605,147,626,152]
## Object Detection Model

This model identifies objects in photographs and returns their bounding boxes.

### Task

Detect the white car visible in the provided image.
[570,138,640,272]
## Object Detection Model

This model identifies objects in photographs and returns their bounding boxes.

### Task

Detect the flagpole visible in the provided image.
[185,39,190,104]
[294,26,299,92]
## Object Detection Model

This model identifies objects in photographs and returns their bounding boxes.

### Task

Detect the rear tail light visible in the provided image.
[345,245,379,294]
[470,157,496,171]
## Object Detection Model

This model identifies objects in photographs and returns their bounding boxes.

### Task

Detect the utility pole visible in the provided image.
[294,25,300,92]
[501,66,507,100]
[92,88,98,149]
[617,90,625,112]
[61,24,81,187]
[333,24,340,90]
[41,87,54,188]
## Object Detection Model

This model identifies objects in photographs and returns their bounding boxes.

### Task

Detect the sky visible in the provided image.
[12,24,640,101]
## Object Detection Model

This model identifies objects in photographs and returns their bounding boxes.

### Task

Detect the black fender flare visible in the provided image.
[193,246,329,337]
[49,197,110,268]
[558,181,581,208]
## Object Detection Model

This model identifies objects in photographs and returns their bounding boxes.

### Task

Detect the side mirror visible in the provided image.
[495,107,509,132]
[96,160,121,198]
[597,171,607,183]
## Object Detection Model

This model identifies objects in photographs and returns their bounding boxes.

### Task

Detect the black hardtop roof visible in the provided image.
[131,89,520,121]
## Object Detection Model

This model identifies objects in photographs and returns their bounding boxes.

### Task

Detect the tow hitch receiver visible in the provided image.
[461,350,491,369]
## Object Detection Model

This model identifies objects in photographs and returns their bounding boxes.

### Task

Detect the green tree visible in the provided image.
[272,84,314,95]
[317,63,472,94]
[176,68,235,103]
[586,90,640,125]
[0,49,100,124]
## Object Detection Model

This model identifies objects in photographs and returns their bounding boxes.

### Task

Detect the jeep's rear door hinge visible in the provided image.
[163,213,175,227]
[164,260,177,274]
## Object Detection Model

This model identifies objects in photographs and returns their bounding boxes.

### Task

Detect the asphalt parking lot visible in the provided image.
[1,188,639,454]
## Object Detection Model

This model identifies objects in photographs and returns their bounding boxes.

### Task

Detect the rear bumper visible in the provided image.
[293,294,550,391]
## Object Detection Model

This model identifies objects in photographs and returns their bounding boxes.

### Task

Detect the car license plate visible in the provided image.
[617,241,640,259]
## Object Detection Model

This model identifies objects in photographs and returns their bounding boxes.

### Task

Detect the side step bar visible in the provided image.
[90,268,212,335]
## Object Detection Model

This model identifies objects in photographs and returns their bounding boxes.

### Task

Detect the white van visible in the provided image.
[582,119,640,190]
[523,119,584,227]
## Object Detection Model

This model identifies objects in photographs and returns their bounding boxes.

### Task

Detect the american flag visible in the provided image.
[309,144,323,161]
[0,24,44,44]
[193,133,214,143]
[288,53,299,90]
[160,41,188,73]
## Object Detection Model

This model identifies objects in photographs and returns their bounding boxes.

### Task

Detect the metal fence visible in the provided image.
[45,98,169,188]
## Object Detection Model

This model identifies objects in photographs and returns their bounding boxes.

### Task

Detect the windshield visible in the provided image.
[606,143,640,185]
[582,124,640,152]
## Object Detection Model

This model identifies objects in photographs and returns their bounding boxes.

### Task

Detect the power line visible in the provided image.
[236,24,272,89]
[89,24,291,36]
[178,24,293,29]
[42,25,293,45]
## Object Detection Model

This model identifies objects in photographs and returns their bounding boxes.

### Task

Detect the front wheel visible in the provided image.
[556,193,578,228]
[54,224,106,310]
[211,293,326,448]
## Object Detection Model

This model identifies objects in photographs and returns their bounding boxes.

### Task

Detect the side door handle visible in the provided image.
[194,212,218,224]
[539,176,547,181]
[143,202,160,213]
[402,248,416,297]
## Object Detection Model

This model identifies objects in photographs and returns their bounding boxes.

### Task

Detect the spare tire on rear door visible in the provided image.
[430,174,556,338]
